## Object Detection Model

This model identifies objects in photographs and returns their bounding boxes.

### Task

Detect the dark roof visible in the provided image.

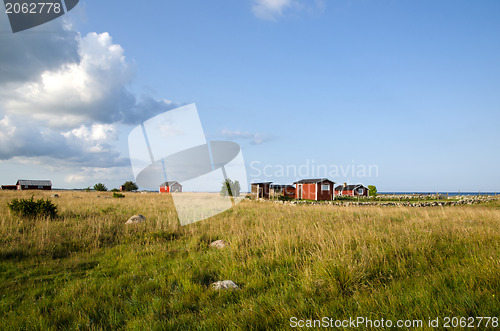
[270,184,295,189]
[293,178,335,184]
[160,181,181,186]
[251,182,272,185]
[16,180,52,186]
[335,184,367,191]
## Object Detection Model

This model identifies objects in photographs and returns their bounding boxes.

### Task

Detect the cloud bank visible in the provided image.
[0,19,177,169]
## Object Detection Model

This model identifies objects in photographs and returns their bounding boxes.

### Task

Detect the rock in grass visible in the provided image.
[210,240,229,249]
[125,214,146,224]
[51,194,59,198]
[210,280,239,290]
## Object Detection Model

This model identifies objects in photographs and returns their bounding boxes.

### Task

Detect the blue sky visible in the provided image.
[1,0,499,192]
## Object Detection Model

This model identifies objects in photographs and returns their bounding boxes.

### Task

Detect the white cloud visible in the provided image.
[64,123,118,144]
[221,129,274,145]
[251,0,326,20]
[0,19,179,172]
[64,166,132,185]
[0,112,127,167]
[252,0,293,20]
[1,31,134,128]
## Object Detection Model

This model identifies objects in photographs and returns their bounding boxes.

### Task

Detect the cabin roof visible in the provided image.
[293,178,334,184]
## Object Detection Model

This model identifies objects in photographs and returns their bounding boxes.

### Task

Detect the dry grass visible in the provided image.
[0,190,499,329]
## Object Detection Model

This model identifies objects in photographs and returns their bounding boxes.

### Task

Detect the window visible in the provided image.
[321,184,330,191]
[358,188,364,194]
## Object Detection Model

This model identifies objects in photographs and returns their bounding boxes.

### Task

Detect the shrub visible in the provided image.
[278,195,293,202]
[121,181,138,192]
[368,185,377,197]
[111,188,120,192]
[220,178,241,197]
[8,196,58,218]
[94,183,108,192]
[113,192,125,198]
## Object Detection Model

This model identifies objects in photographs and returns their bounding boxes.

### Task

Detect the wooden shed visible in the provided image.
[1,185,18,190]
[294,178,335,201]
[16,180,52,190]
[251,182,271,199]
[334,183,369,197]
[270,184,296,199]
[159,181,182,193]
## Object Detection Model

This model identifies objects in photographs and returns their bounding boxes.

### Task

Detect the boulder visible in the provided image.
[210,280,239,290]
[51,194,59,198]
[210,240,229,249]
[126,214,146,224]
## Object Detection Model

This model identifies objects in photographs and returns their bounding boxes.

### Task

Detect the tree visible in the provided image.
[122,181,138,192]
[220,178,241,197]
[94,183,108,192]
[368,185,377,197]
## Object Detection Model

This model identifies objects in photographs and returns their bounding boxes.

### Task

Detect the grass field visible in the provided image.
[1,190,499,330]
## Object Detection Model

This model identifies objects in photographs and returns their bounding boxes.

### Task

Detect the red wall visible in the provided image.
[317,182,333,200]
[301,183,316,200]
[283,187,295,198]
[159,186,170,193]
[18,185,51,190]
[296,182,333,200]
[335,188,368,197]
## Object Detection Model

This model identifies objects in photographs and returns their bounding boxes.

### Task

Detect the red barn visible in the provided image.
[334,183,369,197]
[159,181,182,193]
[294,178,335,201]
[16,180,52,190]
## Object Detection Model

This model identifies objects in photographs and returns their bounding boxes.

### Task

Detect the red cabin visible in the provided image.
[294,178,335,201]
[16,180,52,190]
[334,183,369,197]
[159,181,182,193]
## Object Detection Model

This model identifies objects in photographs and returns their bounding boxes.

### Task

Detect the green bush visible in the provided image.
[113,192,125,198]
[278,195,293,201]
[94,183,108,191]
[7,196,58,218]
[111,188,120,192]
[121,181,138,192]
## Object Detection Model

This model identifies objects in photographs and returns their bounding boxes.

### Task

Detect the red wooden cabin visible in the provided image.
[334,183,369,197]
[159,181,182,193]
[294,178,335,201]
[16,180,52,190]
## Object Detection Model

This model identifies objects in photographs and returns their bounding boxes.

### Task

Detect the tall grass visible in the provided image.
[0,190,499,329]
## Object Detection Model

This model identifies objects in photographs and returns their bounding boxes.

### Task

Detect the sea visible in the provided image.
[379,192,498,196]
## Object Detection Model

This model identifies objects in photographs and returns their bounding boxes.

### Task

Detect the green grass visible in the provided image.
[0,191,499,330]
